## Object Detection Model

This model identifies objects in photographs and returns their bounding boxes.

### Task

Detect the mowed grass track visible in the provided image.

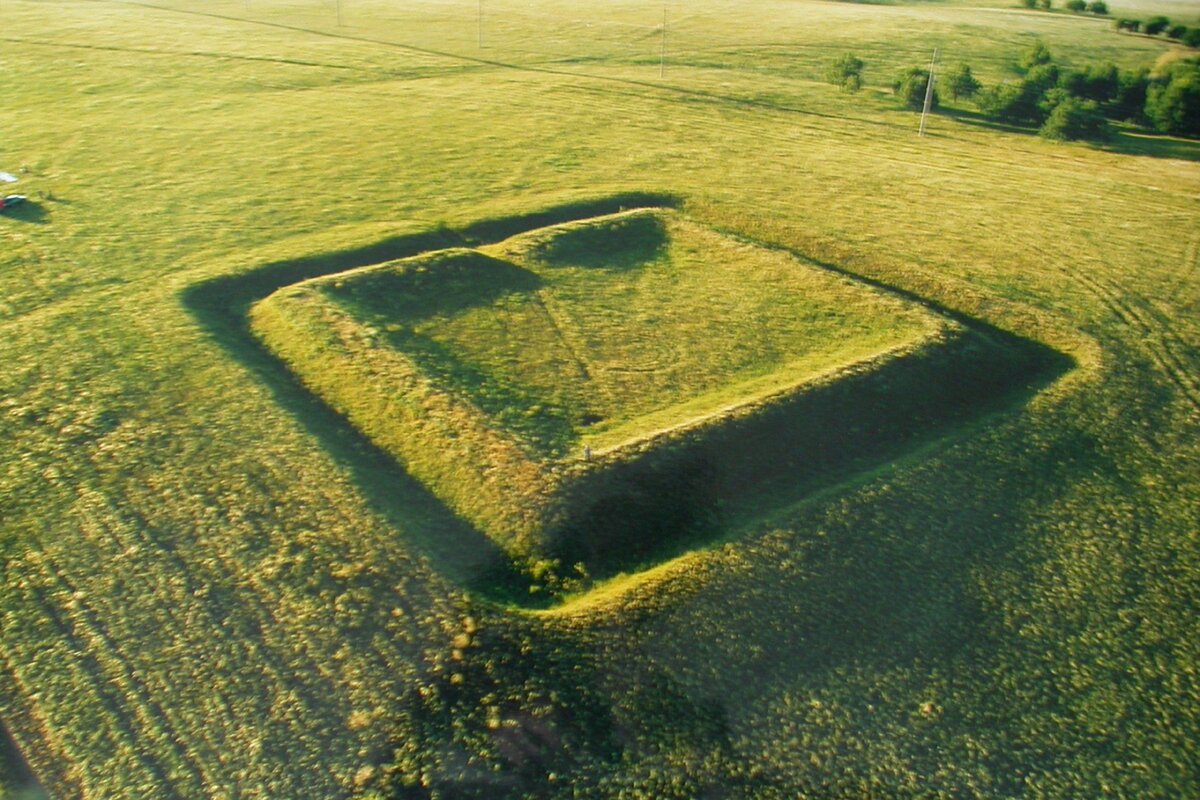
[0,0,1197,798]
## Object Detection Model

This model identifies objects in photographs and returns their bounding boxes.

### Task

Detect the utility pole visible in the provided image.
[919,48,938,137]
[478,0,484,48]
[659,6,667,78]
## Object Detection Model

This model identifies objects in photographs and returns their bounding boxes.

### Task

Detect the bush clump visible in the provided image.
[945,63,981,101]
[1145,61,1200,136]
[1040,97,1111,140]
[826,54,865,93]
[1144,16,1171,36]
[893,67,938,110]
[966,40,1199,140]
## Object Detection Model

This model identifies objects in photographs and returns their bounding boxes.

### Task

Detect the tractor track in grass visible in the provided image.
[0,36,376,72]
[530,293,594,384]
[12,478,359,795]
[1168,231,1200,311]
[1054,256,1200,416]
[18,552,193,798]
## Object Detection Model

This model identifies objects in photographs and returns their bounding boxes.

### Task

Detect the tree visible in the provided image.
[1145,16,1171,36]
[1116,18,1142,32]
[826,54,865,93]
[1020,41,1053,71]
[978,81,1046,124]
[1066,0,1086,12]
[1145,62,1200,136]
[976,65,1059,126]
[893,67,938,110]
[945,63,981,101]
[1080,62,1123,103]
[1111,69,1149,121]
[1185,29,1200,48]
[1025,63,1061,93]
[1167,25,1187,40]
[1022,0,1037,8]
[1088,1,1108,14]
[1040,97,1111,140]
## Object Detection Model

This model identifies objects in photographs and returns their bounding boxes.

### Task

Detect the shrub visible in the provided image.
[1038,0,1052,9]
[1145,62,1200,136]
[1168,25,1188,40]
[1040,97,1110,140]
[1144,16,1171,36]
[1059,69,1088,97]
[1088,1,1108,14]
[976,65,1058,126]
[1066,0,1086,12]
[1025,63,1061,93]
[945,63,981,100]
[1022,0,1037,8]
[893,67,938,110]
[1116,18,1142,32]
[978,81,1046,125]
[1185,29,1200,48]
[1020,41,1053,71]
[826,54,865,92]
[1111,69,1149,121]
[1060,63,1119,103]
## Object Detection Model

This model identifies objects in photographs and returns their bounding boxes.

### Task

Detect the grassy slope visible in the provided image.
[0,0,1197,798]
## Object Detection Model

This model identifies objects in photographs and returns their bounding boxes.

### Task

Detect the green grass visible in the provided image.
[1,0,1198,798]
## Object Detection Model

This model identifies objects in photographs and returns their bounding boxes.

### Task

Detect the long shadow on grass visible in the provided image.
[181,192,679,605]
[942,109,1200,161]
[0,718,48,800]
[1100,129,1200,161]
[549,325,1072,586]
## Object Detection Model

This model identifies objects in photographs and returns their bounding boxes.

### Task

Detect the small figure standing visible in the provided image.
[583,445,592,461]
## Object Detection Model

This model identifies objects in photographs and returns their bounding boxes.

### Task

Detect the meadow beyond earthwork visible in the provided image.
[1,0,1198,798]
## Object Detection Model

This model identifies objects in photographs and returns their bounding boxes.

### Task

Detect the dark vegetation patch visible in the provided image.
[524,212,669,270]
[0,717,48,800]
[321,250,544,325]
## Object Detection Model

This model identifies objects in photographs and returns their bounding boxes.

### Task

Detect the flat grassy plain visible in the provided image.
[1,0,1198,798]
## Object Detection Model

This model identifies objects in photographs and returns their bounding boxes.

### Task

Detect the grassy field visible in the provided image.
[1,0,1198,797]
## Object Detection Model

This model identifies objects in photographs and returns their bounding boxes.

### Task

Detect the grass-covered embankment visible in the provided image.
[252,209,1063,591]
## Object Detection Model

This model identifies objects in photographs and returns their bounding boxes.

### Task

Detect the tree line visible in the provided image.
[827,43,1200,141]
[1114,16,1200,48]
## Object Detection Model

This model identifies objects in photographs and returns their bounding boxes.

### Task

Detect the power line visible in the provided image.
[659,6,667,78]
[919,47,938,138]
